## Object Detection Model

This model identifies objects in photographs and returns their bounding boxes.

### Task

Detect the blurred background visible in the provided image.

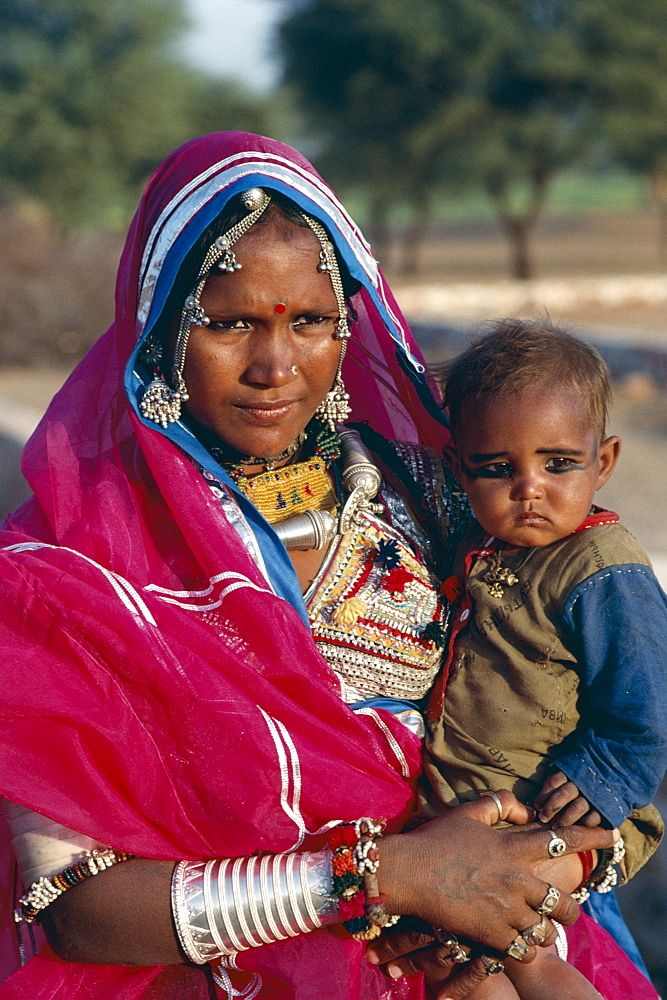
[0,0,665,988]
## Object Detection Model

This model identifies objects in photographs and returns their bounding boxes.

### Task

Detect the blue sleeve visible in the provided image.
[556,564,667,828]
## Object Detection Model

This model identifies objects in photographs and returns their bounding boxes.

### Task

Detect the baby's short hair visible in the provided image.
[436,317,611,438]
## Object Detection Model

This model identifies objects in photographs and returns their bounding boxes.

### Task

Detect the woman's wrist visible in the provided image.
[534,848,584,893]
[327,819,400,939]
[375,833,417,918]
[172,850,336,963]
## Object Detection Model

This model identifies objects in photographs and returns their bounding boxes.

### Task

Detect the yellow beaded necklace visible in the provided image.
[236,458,338,524]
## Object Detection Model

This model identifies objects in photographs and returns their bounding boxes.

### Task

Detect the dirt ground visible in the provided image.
[1,206,666,987]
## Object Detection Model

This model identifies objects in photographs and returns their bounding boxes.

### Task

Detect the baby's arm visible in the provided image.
[534,771,602,827]
[505,947,604,1000]
[552,562,667,832]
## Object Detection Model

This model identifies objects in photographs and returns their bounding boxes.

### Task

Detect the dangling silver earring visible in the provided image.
[299,210,352,430]
[315,341,351,431]
[139,376,189,429]
[140,188,272,428]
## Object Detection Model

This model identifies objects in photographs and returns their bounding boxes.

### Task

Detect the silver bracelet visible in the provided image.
[171,850,337,964]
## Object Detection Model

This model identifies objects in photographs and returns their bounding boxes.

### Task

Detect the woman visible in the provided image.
[0,132,642,1000]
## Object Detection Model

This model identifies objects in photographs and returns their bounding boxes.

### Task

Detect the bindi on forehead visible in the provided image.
[274,303,286,315]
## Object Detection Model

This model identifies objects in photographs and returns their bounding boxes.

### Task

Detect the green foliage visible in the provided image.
[575,1,667,177]
[280,0,482,198]
[0,0,278,228]
[0,0,198,225]
[279,0,667,278]
[186,77,304,157]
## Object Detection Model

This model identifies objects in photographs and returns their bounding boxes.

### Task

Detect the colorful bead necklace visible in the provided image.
[215,419,342,526]
[208,431,305,473]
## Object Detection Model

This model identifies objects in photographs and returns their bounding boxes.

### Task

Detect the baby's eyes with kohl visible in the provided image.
[545,457,584,473]
[461,461,513,479]
[477,463,513,479]
[462,457,584,479]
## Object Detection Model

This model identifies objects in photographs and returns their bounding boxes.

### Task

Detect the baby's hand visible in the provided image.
[534,771,602,827]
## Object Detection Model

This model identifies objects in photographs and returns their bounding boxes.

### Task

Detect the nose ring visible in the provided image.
[290,365,299,376]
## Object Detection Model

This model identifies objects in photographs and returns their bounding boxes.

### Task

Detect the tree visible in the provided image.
[575,0,667,255]
[0,0,209,226]
[277,0,612,280]
[280,0,489,271]
[469,1,593,280]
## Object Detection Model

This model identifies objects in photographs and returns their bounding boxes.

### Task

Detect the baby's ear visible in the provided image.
[443,444,461,481]
[596,435,621,490]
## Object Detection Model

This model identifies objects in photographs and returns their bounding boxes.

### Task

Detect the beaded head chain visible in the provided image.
[140,188,352,430]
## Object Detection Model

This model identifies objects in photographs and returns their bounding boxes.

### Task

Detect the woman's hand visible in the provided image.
[368,920,520,1000]
[374,790,618,971]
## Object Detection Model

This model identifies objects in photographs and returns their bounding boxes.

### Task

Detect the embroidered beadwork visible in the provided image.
[383,441,470,559]
[308,518,447,702]
[237,459,338,525]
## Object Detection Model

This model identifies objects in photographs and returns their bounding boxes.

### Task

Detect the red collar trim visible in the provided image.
[574,506,619,531]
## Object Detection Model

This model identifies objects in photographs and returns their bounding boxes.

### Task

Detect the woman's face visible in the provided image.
[179,215,343,458]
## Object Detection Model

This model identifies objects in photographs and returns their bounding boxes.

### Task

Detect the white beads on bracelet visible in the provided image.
[572,837,626,904]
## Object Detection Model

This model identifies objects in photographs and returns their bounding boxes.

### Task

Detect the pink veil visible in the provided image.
[0,133,449,999]
[0,131,650,1000]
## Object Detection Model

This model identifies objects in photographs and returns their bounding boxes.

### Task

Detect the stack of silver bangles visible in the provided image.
[171,850,337,963]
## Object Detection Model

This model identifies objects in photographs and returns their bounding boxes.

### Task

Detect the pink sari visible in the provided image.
[0,133,656,999]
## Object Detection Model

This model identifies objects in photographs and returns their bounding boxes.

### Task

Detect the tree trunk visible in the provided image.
[502,216,533,281]
[400,197,432,278]
[485,166,550,281]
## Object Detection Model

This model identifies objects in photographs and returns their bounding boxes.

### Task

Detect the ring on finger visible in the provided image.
[480,955,505,976]
[537,884,561,915]
[546,830,567,858]
[506,934,530,961]
[478,790,503,823]
[520,915,549,946]
[432,929,469,964]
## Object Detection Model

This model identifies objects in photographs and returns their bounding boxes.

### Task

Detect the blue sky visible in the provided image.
[182,0,284,91]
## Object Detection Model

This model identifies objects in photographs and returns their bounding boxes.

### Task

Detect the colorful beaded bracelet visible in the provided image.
[328,818,400,940]
[17,848,134,923]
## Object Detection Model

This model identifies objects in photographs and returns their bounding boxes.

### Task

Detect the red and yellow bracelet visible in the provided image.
[328,818,400,940]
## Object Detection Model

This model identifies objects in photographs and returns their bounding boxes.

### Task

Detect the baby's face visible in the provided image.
[448,386,620,548]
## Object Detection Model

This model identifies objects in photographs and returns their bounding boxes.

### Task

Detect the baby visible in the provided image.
[424,319,667,998]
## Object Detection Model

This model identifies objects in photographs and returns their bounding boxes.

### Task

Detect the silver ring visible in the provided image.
[432,929,469,964]
[536,885,561,915]
[547,830,567,858]
[480,955,505,976]
[520,915,548,946]
[478,790,503,823]
[506,935,530,961]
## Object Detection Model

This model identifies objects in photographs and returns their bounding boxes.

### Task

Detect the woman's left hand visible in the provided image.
[368,792,591,995]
